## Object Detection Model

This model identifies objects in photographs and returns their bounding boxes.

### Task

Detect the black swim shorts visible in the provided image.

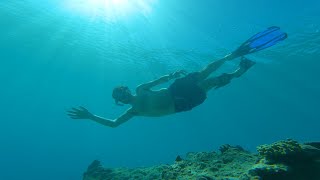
[168,72,207,112]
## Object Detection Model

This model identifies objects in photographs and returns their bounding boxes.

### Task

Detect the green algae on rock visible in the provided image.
[257,139,302,163]
[83,140,320,180]
[83,145,258,180]
[253,139,320,180]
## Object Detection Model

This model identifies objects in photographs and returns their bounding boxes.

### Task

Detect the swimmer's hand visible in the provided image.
[67,106,94,120]
[170,70,187,79]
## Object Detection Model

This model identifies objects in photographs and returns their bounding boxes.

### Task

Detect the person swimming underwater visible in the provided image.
[67,26,287,128]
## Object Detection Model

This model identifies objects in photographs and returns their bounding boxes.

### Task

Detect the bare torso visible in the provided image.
[131,88,175,117]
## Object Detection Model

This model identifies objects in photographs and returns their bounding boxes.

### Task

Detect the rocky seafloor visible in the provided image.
[83,139,320,180]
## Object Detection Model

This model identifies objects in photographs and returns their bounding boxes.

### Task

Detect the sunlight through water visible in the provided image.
[63,0,157,21]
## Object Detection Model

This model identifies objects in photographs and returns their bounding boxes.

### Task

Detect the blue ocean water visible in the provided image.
[0,0,319,179]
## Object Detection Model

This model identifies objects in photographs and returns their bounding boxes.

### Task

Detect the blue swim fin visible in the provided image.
[230,26,287,58]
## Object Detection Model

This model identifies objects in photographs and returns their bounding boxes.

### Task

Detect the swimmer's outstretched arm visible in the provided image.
[67,106,134,128]
[136,70,187,91]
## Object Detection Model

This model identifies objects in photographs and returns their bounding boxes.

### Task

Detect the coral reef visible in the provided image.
[256,139,302,163]
[252,139,320,180]
[83,139,320,180]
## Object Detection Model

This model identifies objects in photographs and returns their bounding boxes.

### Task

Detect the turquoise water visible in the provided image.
[0,0,319,179]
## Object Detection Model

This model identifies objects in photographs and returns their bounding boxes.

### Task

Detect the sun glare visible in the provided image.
[64,0,157,21]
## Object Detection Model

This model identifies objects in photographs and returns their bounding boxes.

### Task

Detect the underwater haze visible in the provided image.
[0,0,320,179]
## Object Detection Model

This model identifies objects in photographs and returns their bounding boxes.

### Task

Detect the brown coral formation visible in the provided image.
[251,139,320,180]
[256,139,302,163]
[83,139,320,180]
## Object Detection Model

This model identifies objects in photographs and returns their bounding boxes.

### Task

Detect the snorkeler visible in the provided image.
[67,26,287,127]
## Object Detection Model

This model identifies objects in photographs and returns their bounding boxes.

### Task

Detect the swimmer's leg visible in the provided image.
[198,57,256,92]
[197,57,229,81]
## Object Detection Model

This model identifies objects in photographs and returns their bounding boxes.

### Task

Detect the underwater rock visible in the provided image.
[305,142,320,149]
[175,155,183,162]
[219,144,232,153]
[248,162,288,177]
[83,139,320,180]
[300,143,320,160]
[257,139,302,164]
[83,160,113,180]
[257,139,320,163]
[254,139,320,180]
[196,175,214,180]
[219,144,245,154]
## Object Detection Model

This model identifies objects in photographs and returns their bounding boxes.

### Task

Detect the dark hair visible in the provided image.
[112,86,131,106]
